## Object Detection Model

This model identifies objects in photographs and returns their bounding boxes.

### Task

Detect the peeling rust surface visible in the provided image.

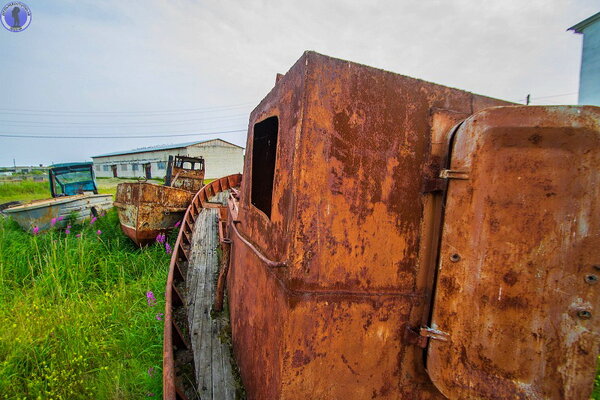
[427,106,600,400]
[226,52,514,400]
[114,182,193,246]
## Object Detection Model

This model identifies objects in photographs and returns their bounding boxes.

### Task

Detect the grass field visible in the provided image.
[0,187,174,398]
[0,180,50,204]
[0,177,164,205]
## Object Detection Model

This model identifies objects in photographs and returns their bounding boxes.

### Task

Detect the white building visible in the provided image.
[92,139,244,180]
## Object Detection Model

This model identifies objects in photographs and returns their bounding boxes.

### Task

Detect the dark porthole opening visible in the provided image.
[251,116,279,218]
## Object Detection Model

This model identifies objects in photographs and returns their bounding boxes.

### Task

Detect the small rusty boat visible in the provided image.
[114,156,205,246]
[2,162,112,232]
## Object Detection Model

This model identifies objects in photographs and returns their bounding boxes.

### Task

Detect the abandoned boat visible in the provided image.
[163,52,600,400]
[3,162,112,232]
[114,155,205,246]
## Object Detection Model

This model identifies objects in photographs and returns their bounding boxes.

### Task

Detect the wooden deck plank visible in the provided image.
[185,192,235,399]
[211,315,227,399]
[190,211,214,397]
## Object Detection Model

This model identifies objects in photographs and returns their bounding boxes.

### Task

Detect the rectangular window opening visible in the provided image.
[251,116,279,218]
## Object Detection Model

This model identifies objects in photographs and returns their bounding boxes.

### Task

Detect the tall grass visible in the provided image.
[0,181,48,203]
[0,209,172,399]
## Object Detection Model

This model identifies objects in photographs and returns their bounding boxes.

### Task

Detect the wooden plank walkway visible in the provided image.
[186,192,236,399]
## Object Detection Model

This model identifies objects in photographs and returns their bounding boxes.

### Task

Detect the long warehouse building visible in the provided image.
[92,139,244,180]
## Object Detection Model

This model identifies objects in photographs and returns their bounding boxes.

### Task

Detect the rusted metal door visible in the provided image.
[426,106,600,399]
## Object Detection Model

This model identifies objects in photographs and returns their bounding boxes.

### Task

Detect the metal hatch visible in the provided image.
[426,106,600,400]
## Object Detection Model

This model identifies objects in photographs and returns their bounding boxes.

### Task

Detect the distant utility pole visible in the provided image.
[526,94,531,105]
[13,158,16,168]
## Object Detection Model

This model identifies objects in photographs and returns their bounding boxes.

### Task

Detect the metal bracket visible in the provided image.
[405,326,429,348]
[422,178,447,193]
[439,169,469,180]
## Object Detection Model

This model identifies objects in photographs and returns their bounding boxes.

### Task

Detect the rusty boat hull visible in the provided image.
[114,182,193,246]
[226,53,600,399]
[162,51,600,400]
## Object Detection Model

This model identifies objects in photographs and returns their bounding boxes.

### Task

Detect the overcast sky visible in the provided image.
[0,0,597,166]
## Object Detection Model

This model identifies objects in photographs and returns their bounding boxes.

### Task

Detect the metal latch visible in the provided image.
[419,327,450,342]
[439,169,469,180]
[405,326,450,348]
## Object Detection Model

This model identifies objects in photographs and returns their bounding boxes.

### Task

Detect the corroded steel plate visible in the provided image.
[226,51,511,400]
[427,106,600,400]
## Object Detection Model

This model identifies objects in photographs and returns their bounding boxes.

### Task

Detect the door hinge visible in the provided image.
[439,169,470,180]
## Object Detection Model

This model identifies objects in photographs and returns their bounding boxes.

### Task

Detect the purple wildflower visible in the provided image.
[65,228,71,235]
[32,226,39,235]
[165,242,172,254]
[57,216,64,221]
[50,218,57,227]
[90,217,97,225]
[96,230,102,235]
[155,313,164,321]
[146,291,157,307]
[75,233,81,238]
[156,233,166,244]
[174,220,181,228]
[147,367,155,377]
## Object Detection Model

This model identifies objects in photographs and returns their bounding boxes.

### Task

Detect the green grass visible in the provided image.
[0,178,149,204]
[0,181,49,204]
[0,209,172,399]
[0,177,201,205]
[595,368,600,400]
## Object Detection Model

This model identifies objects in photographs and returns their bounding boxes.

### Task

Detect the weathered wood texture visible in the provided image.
[186,192,235,399]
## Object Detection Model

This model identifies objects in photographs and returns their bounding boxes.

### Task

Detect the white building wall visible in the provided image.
[92,148,186,179]
[186,141,244,179]
[91,140,244,180]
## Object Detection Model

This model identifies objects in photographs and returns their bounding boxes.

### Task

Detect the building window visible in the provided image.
[251,116,279,218]
[95,165,101,171]
[121,164,128,171]
[103,165,109,172]
[157,162,166,170]
[132,164,139,172]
